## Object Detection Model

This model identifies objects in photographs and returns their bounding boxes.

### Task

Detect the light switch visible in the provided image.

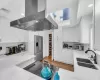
[0,38,1,42]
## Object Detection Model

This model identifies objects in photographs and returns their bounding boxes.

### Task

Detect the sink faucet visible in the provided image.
[85,49,97,64]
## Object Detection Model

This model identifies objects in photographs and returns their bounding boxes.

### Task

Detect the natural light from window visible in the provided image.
[50,8,70,25]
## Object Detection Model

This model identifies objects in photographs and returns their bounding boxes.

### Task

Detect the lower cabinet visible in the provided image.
[61,49,74,65]
[54,49,74,65]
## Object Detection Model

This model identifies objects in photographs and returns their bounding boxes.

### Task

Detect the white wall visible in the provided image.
[62,24,80,42]
[28,30,52,57]
[70,1,78,26]
[0,17,29,43]
[53,26,63,62]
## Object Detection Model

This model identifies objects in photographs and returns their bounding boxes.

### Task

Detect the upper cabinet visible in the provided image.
[79,13,93,44]
[94,0,100,50]
[62,25,80,42]
[62,13,93,43]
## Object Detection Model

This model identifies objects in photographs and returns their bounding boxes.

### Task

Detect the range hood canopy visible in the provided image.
[10,0,58,31]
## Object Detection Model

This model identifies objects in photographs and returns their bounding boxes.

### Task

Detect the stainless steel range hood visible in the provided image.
[10,0,58,31]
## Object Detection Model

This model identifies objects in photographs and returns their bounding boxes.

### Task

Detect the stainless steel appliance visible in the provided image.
[34,35,43,61]
[10,0,58,31]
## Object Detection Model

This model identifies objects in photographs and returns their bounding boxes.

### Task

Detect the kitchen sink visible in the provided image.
[77,62,98,70]
[77,58,92,64]
[76,58,98,70]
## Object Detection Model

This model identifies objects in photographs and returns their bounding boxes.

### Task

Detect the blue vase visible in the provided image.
[54,72,60,80]
[41,66,52,80]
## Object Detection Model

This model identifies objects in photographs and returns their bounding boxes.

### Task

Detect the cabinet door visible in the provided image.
[62,49,74,65]
[94,0,100,50]
[62,26,80,42]
[80,15,92,44]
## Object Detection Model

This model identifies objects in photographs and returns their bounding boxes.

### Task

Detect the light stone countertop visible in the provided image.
[73,50,100,80]
[0,51,44,80]
[0,51,100,80]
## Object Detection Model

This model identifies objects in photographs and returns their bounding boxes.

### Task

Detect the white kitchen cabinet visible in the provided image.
[79,14,92,44]
[62,24,80,42]
[94,0,100,51]
[62,49,74,65]
[54,26,77,65]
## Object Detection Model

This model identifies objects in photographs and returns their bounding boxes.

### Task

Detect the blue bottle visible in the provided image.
[41,66,52,79]
[54,72,60,80]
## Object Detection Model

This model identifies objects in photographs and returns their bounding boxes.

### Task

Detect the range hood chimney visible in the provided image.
[10,0,58,31]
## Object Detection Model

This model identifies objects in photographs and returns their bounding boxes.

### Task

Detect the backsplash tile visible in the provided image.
[63,42,89,51]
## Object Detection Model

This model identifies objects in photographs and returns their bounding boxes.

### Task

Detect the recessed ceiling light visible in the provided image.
[21,13,24,16]
[88,4,93,7]
[36,20,39,23]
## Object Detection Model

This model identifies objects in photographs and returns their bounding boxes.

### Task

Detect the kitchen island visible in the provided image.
[0,51,100,80]
[0,51,44,80]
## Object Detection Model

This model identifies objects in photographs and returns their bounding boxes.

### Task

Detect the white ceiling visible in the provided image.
[0,0,12,8]
[77,0,93,19]
[46,0,78,14]
[0,0,25,20]
[46,0,93,27]
[0,0,93,23]
[46,0,79,26]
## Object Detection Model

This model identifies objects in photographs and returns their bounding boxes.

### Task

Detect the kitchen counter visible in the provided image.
[0,51,35,71]
[0,66,44,80]
[0,51,100,80]
[0,51,44,80]
[73,51,100,80]
[57,51,100,80]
